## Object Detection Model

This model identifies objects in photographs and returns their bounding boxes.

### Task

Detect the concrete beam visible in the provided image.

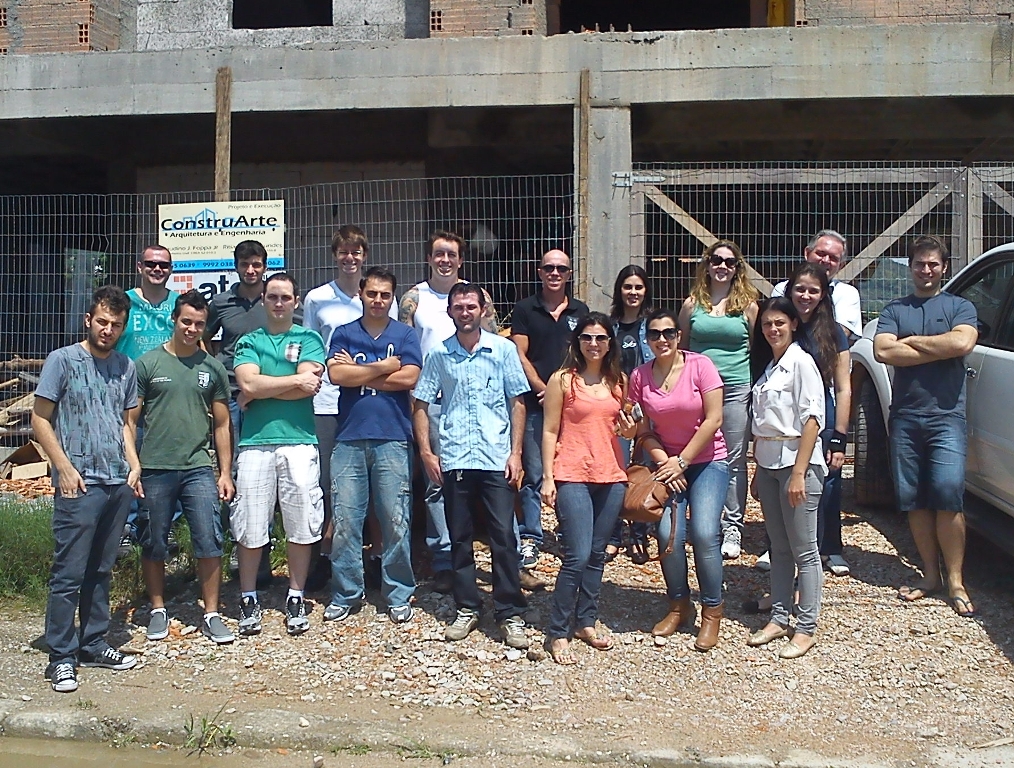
[1,24,1013,121]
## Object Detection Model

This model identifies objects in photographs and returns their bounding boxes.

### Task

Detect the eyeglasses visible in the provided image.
[709,255,738,268]
[540,264,572,274]
[142,260,171,270]
[578,333,610,344]
[646,327,679,342]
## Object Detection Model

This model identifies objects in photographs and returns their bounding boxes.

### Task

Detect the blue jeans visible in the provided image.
[889,414,967,513]
[655,460,729,608]
[46,483,133,664]
[517,409,545,546]
[330,440,415,609]
[443,469,526,622]
[423,402,452,572]
[138,468,224,561]
[125,420,182,538]
[547,482,625,639]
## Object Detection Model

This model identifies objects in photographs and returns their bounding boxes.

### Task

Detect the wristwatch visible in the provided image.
[675,455,687,470]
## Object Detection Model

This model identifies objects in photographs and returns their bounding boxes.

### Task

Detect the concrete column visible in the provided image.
[574,104,632,312]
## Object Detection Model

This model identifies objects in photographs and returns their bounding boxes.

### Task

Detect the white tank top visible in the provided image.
[413,282,456,359]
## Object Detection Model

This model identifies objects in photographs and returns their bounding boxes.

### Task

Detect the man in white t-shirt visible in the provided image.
[399,230,498,593]
[769,228,861,578]
[771,229,862,340]
[302,225,396,589]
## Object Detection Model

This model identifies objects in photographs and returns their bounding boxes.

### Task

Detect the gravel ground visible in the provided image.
[1,463,1013,764]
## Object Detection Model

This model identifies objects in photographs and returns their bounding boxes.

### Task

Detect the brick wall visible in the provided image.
[2,0,120,53]
[429,0,546,37]
[797,0,1014,25]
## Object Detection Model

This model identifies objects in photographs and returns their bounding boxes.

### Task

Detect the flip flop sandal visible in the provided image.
[897,585,942,602]
[575,631,614,651]
[951,595,979,618]
[546,640,578,665]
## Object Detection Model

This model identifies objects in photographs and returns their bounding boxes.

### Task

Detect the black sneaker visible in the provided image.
[519,540,539,569]
[285,596,309,635]
[116,527,135,561]
[78,646,137,671]
[238,596,262,636]
[45,661,78,693]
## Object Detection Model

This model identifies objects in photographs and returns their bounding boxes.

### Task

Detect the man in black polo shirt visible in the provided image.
[510,249,589,568]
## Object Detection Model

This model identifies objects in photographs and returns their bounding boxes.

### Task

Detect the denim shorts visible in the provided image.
[889,414,967,513]
[138,467,224,560]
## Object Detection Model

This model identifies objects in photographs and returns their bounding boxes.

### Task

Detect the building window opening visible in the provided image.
[430,9,443,31]
[232,0,333,29]
[522,28,533,35]
[0,7,7,27]
[556,0,750,33]
[77,23,89,43]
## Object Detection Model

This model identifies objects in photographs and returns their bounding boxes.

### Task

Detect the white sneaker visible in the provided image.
[720,528,741,559]
[824,554,851,577]
[755,551,771,572]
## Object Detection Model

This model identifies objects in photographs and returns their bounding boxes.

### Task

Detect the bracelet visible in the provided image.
[828,430,848,454]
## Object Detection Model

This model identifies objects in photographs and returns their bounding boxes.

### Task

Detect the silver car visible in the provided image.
[849,244,1014,518]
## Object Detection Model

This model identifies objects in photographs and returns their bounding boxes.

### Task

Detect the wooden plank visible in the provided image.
[837,180,954,282]
[576,67,590,302]
[641,185,774,296]
[968,166,1014,183]
[983,180,1014,218]
[214,66,232,203]
[643,167,956,187]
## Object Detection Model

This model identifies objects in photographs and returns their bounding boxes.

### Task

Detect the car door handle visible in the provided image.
[965,367,977,379]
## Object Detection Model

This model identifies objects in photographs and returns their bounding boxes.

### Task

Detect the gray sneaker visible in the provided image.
[519,540,539,569]
[147,608,169,641]
[499,615,530,649]
[285,596,309,635]
[238,596,262,636]
[721,528,742,560]
[755,550,771,572]
[444,608,480,641]
[388,605,414,624]
[323,603,354,622]
[201,614,235,644]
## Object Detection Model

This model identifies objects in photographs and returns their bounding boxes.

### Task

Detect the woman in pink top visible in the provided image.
[541,312,628,665]
[625,308,729,652]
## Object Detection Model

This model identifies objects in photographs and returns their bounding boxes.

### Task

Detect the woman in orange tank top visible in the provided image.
[541,311,628,665]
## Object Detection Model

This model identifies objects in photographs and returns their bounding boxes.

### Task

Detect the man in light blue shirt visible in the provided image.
[413,283,530,649]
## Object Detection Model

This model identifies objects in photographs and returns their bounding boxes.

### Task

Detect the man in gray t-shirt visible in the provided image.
[874,236,979,618]
[32,286,142,694]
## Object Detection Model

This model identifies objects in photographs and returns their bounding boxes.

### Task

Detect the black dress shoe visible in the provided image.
[431,570,454,594]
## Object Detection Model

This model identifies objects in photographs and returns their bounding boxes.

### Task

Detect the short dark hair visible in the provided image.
[264,271,299,296]
[141,244,171,261]
[909,235,949,266]
[645,307,679,328]
[88,284,131,319]
[447,281,485,308]
[359,265,397,293]
[331,225,369,256]
[172,289,209,320]
[427,229,465,259]
[234,240,268,265]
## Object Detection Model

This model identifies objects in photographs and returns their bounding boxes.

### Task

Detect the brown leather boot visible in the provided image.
[651,597,696,637]
[694,602,723,651]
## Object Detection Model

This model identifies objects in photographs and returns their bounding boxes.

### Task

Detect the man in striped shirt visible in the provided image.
[413,283,531,649]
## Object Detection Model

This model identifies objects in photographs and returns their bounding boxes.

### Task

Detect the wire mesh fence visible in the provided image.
[629,161,987,323]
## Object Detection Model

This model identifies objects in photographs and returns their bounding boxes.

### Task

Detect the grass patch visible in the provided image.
[0,497,56,605]
[183,702,236,756]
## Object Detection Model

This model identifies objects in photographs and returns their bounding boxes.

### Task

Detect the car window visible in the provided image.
[954,259,1014,346]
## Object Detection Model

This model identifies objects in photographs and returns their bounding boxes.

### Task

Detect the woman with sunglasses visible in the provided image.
[541,312,628,664]
[748,297,826,659]
[625,309,728,651]
[605,265,655,564]
[678,240,758,561]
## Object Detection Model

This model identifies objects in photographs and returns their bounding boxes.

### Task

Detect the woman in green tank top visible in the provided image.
[678,240,759,561]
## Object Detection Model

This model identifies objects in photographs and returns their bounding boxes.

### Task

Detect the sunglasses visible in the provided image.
[646,327,679,342]
[142,260,171,270]
[540,264,572,274]
[709,255,738,268]
[578,333,610,344]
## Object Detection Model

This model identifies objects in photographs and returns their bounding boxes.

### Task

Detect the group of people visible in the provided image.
[33,223,979,692]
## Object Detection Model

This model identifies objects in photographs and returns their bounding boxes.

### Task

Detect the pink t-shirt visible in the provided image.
[628,351,728,464]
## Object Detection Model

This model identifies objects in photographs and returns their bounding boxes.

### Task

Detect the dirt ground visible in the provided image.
[1,466,1013,765]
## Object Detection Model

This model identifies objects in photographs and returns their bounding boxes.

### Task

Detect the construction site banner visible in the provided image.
[157,199,285,296]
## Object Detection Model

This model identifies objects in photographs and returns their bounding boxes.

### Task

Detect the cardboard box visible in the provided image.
[0,441,51,480]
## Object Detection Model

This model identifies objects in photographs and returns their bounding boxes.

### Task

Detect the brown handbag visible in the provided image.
[621,434,679,555]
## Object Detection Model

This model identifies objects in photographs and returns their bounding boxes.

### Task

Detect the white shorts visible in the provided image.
[231,444,324,548]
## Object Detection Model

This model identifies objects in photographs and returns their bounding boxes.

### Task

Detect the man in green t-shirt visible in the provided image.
[128,291,235,645]
[232,273,326,636]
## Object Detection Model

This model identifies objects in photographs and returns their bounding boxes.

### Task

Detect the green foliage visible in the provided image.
[183,702,236,756]
[0,498,55,604]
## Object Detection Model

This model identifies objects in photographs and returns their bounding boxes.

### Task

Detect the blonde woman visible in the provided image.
[678,240,758,560]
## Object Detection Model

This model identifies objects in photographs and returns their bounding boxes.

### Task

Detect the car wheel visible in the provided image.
[853,378,894,508]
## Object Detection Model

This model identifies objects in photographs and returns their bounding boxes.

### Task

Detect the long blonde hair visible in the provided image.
[688,239,759,315]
